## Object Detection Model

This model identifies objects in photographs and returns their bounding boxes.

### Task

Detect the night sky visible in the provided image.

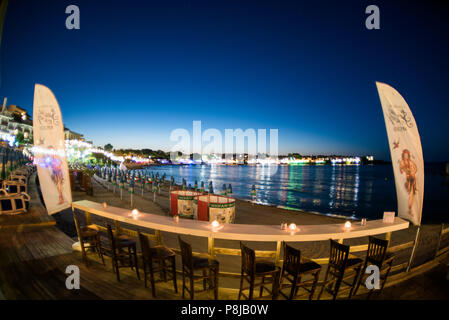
[1,0,448,161]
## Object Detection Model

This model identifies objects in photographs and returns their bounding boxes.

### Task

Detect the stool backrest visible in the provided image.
[178,236,194,271]
[0,194,28,214]
[283,243,302,274]
[3,180,27,195]
[328,239,350,271]
[139,232,153,264]
[106,224,118,255]
[10,175,27,184]
[366,236,389,267]
[240,242,256,276]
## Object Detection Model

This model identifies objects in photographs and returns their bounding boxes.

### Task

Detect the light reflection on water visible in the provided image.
[144,164,448,222]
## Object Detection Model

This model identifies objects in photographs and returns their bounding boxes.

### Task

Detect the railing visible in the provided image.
[435,223,449,258]
[72,200,415,279]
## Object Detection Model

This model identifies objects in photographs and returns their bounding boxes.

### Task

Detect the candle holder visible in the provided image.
[174,215,179,223]
[288,223,297,232]
[361,218,367,226]
[210,220,223,231]
[344,221,352,229]
[130,209,139,219]
[102,202,107,208]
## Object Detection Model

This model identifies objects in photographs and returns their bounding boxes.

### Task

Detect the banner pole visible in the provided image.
[406,225,421,272]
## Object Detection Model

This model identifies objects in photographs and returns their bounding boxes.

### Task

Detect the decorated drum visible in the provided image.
[196,194,236,223]
[170,190,202,218]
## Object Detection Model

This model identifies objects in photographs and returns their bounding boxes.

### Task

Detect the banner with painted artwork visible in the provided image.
[376,82,424,226]
[33,84,72,215]
[209,202,235,224]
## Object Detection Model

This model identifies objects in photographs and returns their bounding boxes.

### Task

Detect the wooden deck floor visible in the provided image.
[0,174,234,300]
[0,174,447,300]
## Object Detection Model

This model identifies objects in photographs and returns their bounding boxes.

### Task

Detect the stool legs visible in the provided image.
[181,271,186,299]
[309,270,320,300]
[318,266,330,300]
[289,275,298,300]
[171,256,178,293]
[238,271,244,300]
[96,234,105,266]
[348,266,362,299]
[133,245,140,280]
[259,276,265,297]
[213,265,219,300]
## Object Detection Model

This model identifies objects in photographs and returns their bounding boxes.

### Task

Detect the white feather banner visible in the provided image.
[33,84,72,215]
[376,82,424,226]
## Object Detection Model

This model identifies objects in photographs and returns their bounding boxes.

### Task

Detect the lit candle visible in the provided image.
[131,209,139,218]
[344,221,352,229]
[289,223,297,231]
[211,220,220,228]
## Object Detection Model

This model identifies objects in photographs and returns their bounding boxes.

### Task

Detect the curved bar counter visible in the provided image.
[72,200,412,272]
[72,200,409,242]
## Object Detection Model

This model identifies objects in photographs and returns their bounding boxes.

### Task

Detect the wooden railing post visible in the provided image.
[85,211,92,225]
[385,232,392,249]
[114,220,120,236]
[434,224,444,259]
[155,229,162,245]
[208,236,215,258]
[275,241,282,266]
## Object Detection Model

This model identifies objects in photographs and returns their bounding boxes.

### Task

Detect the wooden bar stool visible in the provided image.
[350,236,394,299]
[238,242,281,300]
[138,232,177,297]
[73,211,103,267]
[102,224,140,282]
[318,239,363,300]
[279,243,321,300]
[178,236,219,300]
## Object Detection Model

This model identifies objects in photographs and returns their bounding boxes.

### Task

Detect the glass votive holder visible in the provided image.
[361,218,367,226]
[102,202,107,208]
[174,215,179,223]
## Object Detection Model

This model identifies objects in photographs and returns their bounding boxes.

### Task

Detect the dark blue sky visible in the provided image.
[1,0,448,160]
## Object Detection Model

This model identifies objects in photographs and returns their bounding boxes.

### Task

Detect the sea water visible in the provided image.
[144,163,449,223]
